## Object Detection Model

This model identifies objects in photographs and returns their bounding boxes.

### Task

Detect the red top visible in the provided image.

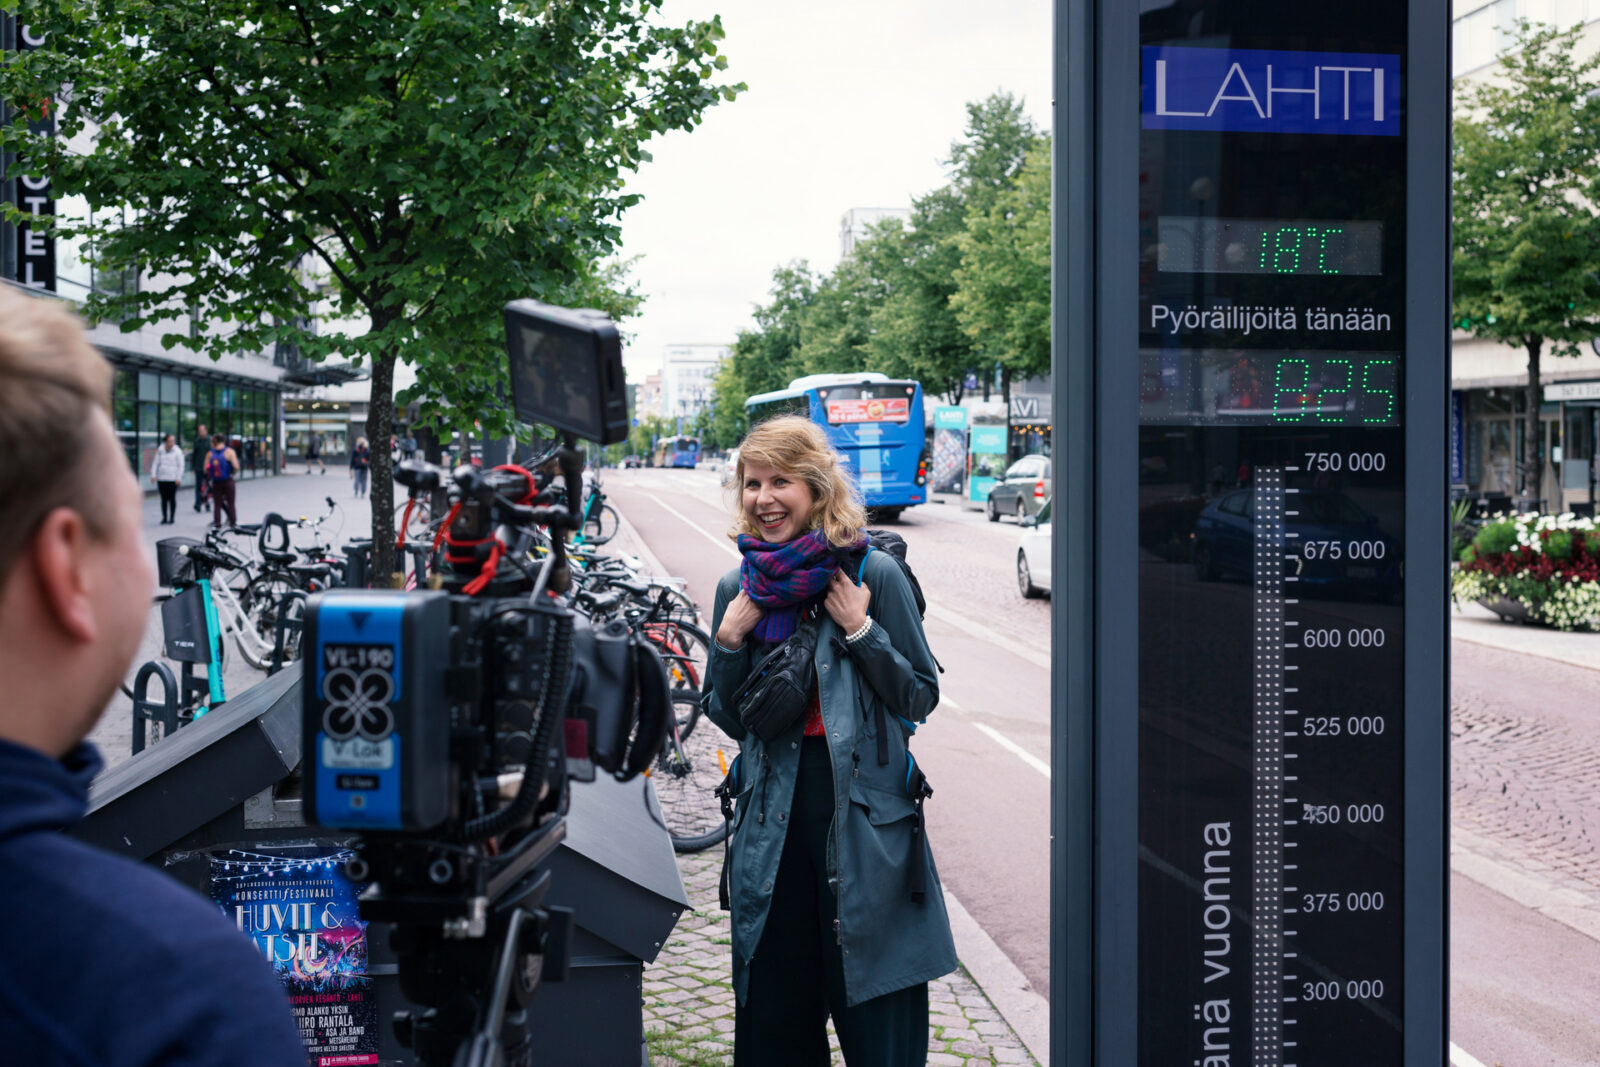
[802,687,825,736]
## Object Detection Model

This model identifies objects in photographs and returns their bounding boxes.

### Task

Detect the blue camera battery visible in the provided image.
[303,591,451,830]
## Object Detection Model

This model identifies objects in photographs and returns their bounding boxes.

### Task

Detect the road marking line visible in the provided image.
[642,492,739,560]
[973,722,1051,779]
[940,695,1050,779]
[926,602,1052,670]
[1450,1042,1489,1067]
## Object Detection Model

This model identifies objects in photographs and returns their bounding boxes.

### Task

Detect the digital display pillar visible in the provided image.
[1052,2,1448,1065]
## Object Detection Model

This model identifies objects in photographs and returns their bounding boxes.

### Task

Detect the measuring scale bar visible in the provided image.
[1253,467,1289,1066]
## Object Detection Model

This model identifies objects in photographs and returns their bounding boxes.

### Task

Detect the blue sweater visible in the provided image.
[0,740,307,1066]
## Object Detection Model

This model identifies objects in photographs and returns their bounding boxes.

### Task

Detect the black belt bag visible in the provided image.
[732,605,822,743]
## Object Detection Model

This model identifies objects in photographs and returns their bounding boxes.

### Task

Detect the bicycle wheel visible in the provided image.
[655,692,734,854]
[583,503,620,546]
[240,575,297,670]
[643,618,710,722]
[396,499,431,542]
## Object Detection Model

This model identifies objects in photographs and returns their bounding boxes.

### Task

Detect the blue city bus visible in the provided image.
[745,373,929,518]
[653,435,700,468]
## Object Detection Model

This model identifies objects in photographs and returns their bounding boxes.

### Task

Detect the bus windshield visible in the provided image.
[747,394,810,425]
[817,383,916,425]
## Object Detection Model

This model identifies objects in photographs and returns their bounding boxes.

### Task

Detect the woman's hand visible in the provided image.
[824,569,870,635]
[716,590,765,650]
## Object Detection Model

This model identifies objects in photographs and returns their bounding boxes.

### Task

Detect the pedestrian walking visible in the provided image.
[149,433,185,524]
[705,415,955,1067]
[205,433,241,528]
[350,437,371,498]
[401,432,418,461]
[191,422,211,512]
[0,287,306,1066]
[306,432,325,474]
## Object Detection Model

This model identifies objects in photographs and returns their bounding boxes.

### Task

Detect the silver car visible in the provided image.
[986,454,1052,523]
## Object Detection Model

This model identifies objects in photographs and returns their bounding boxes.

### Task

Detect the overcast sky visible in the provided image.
[614,0,1054,383]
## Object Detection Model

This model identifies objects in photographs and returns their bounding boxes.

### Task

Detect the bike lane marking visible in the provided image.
[641,492,740,561]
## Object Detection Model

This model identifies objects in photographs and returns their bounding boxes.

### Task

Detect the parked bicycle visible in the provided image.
[124,537,306,751]
[573,578,726,852]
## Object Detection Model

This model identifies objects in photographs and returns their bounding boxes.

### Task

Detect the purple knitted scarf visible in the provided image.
[738,528,862,641]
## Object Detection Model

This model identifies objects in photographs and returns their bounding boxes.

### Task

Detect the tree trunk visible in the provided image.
[368,348,399,583]
[1524,335,1543,506]
[1001,364,1013,460]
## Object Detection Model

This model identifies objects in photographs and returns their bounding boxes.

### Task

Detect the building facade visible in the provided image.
[661,344,729,425]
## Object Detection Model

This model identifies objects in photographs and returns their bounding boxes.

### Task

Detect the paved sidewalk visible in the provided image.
[643,842,1039,1067]
[1451,598,1600,672]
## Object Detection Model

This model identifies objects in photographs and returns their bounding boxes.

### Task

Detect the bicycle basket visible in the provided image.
[156,537,203,587]
[160,583,213,664]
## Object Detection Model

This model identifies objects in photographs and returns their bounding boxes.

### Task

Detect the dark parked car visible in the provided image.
[1191,487,1401,599]
[986,454,1052,523]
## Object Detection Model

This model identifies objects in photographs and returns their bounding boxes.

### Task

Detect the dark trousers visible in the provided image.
[211,478,237,527]
[735,738,929,1067]
[193,470,209,509]
[157,481,178,522]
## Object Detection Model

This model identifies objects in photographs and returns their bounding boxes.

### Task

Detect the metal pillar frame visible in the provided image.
[1050,2,1450,1062]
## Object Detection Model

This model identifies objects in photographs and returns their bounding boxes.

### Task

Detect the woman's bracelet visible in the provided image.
[844,618,874,644]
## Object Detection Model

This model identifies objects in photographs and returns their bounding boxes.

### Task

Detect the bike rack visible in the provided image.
[342,539,373,589]
[267,590,308,676]
[129,660,181,754]
[129,659,214,754]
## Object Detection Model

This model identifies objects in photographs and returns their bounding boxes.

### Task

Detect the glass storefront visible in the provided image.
[113,366,279,485]
[283,400,352,463]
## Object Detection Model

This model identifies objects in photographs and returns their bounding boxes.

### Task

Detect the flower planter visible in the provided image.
[1453,512,1600,631]
[1476,596,1538,625]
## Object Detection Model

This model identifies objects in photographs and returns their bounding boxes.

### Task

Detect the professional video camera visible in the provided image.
[302,301,667,1067]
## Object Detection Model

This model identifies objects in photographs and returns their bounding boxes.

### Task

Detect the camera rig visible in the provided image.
[303,303,665,1067]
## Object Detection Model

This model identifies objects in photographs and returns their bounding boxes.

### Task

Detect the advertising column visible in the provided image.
[931,405,968,497]
[967,425,1008,509]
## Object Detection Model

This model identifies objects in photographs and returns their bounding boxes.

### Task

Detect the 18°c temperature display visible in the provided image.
[1158,217,1384,276]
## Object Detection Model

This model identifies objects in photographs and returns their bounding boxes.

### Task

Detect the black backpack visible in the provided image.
[836,530,926,619]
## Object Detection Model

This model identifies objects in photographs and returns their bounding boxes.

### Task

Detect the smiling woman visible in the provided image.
[705,414,956,1066]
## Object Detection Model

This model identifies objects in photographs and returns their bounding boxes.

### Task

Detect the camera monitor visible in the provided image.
[504,300,629,445]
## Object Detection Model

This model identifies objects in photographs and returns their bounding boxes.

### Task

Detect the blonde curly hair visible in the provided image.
[731,416,867,547]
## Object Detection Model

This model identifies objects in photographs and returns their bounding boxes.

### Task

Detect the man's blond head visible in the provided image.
[0,287,114,584]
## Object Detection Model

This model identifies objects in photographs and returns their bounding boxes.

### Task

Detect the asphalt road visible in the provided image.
[603,465,1600,1062]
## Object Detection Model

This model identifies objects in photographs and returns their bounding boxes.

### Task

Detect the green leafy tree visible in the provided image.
[1453,20,1600,502]
[866,93,1037,403]
[797,242,888,374]
[1,0,739,576]
[863,191,971,402]
[951,135,1051,388]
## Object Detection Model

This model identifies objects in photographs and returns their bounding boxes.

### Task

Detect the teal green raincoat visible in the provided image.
[706,548,958,1008]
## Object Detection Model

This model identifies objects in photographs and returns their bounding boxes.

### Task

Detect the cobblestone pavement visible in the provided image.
[1452,638,1600,906]
[642,840,1040,1067]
